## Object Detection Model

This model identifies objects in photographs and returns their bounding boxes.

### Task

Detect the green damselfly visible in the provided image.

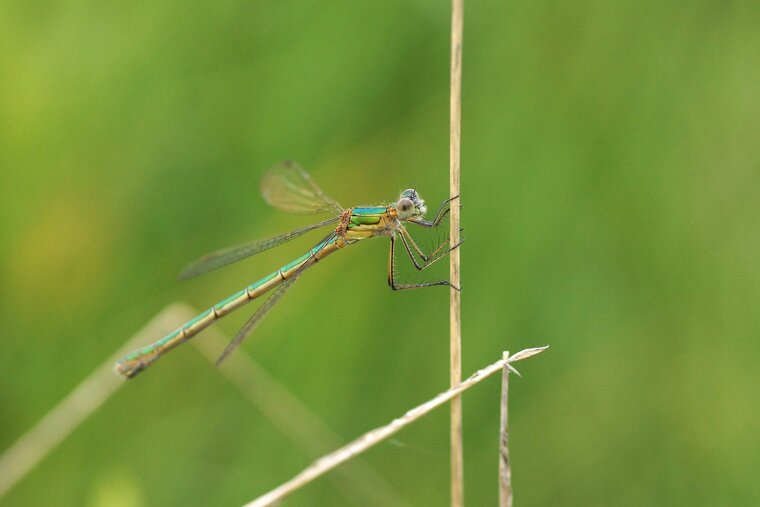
[116,162,461,378]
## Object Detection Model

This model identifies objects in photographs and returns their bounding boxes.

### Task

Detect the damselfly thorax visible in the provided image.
[336,206,400,241]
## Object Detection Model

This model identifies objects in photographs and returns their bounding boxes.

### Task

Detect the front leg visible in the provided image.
[398,225,463,270]
[409,195,460,228]
[388,233,460,291]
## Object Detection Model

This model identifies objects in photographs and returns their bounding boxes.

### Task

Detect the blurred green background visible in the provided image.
[2,0,759,505]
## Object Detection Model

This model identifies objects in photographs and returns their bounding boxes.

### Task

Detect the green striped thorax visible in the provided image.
[396,189,427,220]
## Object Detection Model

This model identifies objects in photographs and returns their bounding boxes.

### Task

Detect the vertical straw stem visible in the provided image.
[499,352,513,507]
[449,0,464,506]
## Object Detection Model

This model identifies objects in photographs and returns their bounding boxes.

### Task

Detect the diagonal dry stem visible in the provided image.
[0,309,182,499]
[0,305,406,507]
[243,346,548,507]
[177,305,409,507]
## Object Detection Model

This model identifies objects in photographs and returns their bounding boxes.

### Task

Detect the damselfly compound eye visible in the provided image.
[397,197,415,218]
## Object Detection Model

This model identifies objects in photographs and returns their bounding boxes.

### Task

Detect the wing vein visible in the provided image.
[178,217,338,279]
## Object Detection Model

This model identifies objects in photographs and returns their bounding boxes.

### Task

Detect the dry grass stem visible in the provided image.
[0,305,404,507]
[499,351,513,507]
[242,346,547,507]
[175,304,408,507]
[0,309,183,499]
[449,0,464,505]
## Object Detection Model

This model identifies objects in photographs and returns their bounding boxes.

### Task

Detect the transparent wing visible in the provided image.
[215,232,337,364]
[260,160,344,214]
[215,273,300,365]
[178,217,339,280]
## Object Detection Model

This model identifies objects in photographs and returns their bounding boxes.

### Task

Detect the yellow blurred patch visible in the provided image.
[88,471,144,507]
[5,198,111,314]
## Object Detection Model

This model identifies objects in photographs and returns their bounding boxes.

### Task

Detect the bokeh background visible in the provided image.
[2,0,759,505]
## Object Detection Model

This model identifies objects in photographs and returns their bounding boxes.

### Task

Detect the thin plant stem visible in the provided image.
[499,351,513,507]
[449,0,464,505]
[0,305,405,507]
[180,304,409,507]
[242,347,547,507]
[0,309,182,499]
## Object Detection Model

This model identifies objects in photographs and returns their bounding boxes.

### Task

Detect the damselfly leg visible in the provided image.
[408,195,460,228]
[387,230,462,291]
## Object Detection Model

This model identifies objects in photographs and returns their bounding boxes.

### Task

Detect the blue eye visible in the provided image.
[401,189,417,200]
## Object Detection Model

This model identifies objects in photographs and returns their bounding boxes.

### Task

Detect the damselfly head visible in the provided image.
[396,189,427,219]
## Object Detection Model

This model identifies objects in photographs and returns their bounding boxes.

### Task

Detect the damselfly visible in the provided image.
[115,161,461,378]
